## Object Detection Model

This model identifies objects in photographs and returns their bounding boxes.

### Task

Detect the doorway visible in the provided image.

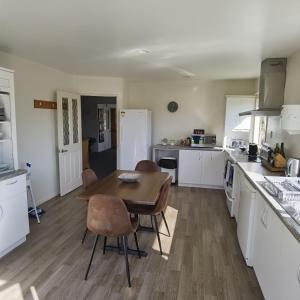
[81,95,117,179]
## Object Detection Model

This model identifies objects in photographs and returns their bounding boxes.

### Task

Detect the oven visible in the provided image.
[224,159,238,217]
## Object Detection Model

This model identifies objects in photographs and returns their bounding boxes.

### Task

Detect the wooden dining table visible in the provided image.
[77,170,169,257]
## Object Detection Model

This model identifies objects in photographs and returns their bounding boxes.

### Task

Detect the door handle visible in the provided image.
[297,265,300,285]
[60,149,68,153]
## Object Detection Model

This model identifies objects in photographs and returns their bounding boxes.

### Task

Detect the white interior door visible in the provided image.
[57,91,82,196]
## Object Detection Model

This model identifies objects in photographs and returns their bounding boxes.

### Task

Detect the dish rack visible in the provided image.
[263,176,300,202]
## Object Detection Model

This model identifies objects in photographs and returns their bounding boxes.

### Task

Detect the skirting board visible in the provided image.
[0,237,26,259]
[178,183,224,190]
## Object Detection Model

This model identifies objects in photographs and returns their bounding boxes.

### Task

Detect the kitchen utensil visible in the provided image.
[286,158,300,177]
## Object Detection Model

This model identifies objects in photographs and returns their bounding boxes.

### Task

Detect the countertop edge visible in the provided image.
[153,144,224,151]
[0,169,27,182]
[237,163,300,244]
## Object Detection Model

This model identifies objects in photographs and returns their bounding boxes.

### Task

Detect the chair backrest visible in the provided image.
[153,176,172,214]
[87,194,134,237]
[82,169,98,190]
[135,160,159,173]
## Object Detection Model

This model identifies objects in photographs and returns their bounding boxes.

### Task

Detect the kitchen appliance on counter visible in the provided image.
[120,109,152,170]
[286,158,300,177]
[248,143,260,162]
[191,134,216,147]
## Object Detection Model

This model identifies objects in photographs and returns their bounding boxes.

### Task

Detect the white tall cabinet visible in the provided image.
[0,67,29,258]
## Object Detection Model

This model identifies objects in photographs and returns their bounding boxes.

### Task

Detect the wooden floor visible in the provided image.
[0,186,263,300]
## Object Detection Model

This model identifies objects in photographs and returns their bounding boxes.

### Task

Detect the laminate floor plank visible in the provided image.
[0,186,263,300]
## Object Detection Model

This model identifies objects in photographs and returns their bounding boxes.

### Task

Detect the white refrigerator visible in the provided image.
[120,109,152,170]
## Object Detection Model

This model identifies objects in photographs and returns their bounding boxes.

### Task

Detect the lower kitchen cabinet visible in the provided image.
[201,150,224,187]
[178,150,202,186]
[253,193,300,300]
[0,174,29,258]
[178,149,224,188]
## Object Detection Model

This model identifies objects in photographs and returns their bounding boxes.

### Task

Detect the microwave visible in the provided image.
[191,134,216,147]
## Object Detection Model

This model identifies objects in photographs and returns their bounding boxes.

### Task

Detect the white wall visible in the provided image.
[265,50,300,158]
[0,51,126,204]
[126,79,256,145]
[282,50,300,158]
[0,51,73,204]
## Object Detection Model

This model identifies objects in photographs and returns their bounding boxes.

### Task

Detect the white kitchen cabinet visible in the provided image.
[178,150,224,188]
[178,150,202,186]
[253,193,300,300]
[201,151,224,187]
[0,174,29,258]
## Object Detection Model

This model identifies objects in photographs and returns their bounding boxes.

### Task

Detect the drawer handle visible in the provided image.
[6,180,18,185]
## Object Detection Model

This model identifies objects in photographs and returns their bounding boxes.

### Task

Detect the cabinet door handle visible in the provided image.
[6,180,18,185]
[297,265,300,285]
[0,205,3,222]
[261,208,267,228]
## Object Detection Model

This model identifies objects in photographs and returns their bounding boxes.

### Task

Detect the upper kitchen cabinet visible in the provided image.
[224,95,256,148]
[0,68,18,174]
[178,149,224,188]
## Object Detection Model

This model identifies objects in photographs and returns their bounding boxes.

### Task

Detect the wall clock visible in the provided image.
[167,101,178,113]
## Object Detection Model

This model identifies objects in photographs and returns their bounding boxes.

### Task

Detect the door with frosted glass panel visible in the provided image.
[57,91,82,196]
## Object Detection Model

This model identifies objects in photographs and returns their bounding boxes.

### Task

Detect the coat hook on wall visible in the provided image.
[34,99,57,109]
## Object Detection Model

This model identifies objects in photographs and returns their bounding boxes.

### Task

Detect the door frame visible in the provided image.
[80,93,119,167]
[57,90,82,196]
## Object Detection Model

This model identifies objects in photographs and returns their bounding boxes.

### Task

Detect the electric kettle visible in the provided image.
[285,158,300,177]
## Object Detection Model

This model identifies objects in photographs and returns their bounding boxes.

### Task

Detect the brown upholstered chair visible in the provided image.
[82,168,98,190]
[135,160,159,173]
[81,169,98,244]
[84,194,140,287]
[130,176,172,255]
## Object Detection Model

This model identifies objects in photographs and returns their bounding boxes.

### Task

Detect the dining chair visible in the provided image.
[135,160,159,173]
[130,176,172,255]
[84,194,140,287]
[81,168,98,244]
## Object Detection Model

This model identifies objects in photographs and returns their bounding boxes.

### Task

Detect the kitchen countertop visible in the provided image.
[153,144,224,151]
[237,161,300,243]
[0,169,27,182]
[225,147,253,163]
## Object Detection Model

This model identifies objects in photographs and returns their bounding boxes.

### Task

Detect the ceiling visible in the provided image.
[1,0,300,80]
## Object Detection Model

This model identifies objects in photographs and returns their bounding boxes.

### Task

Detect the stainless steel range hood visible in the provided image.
[239,58,287,116]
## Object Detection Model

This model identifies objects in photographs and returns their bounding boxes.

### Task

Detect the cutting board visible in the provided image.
[261,160,285,172]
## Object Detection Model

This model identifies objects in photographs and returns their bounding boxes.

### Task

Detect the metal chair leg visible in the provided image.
[81,227,88,244]
[161,211,170,237]
[103,236,107,254]
[133,232,141,258]
[150,215,154,229]
[122,236,131,287]
[153,215,163,255]
[84,235,99,280]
